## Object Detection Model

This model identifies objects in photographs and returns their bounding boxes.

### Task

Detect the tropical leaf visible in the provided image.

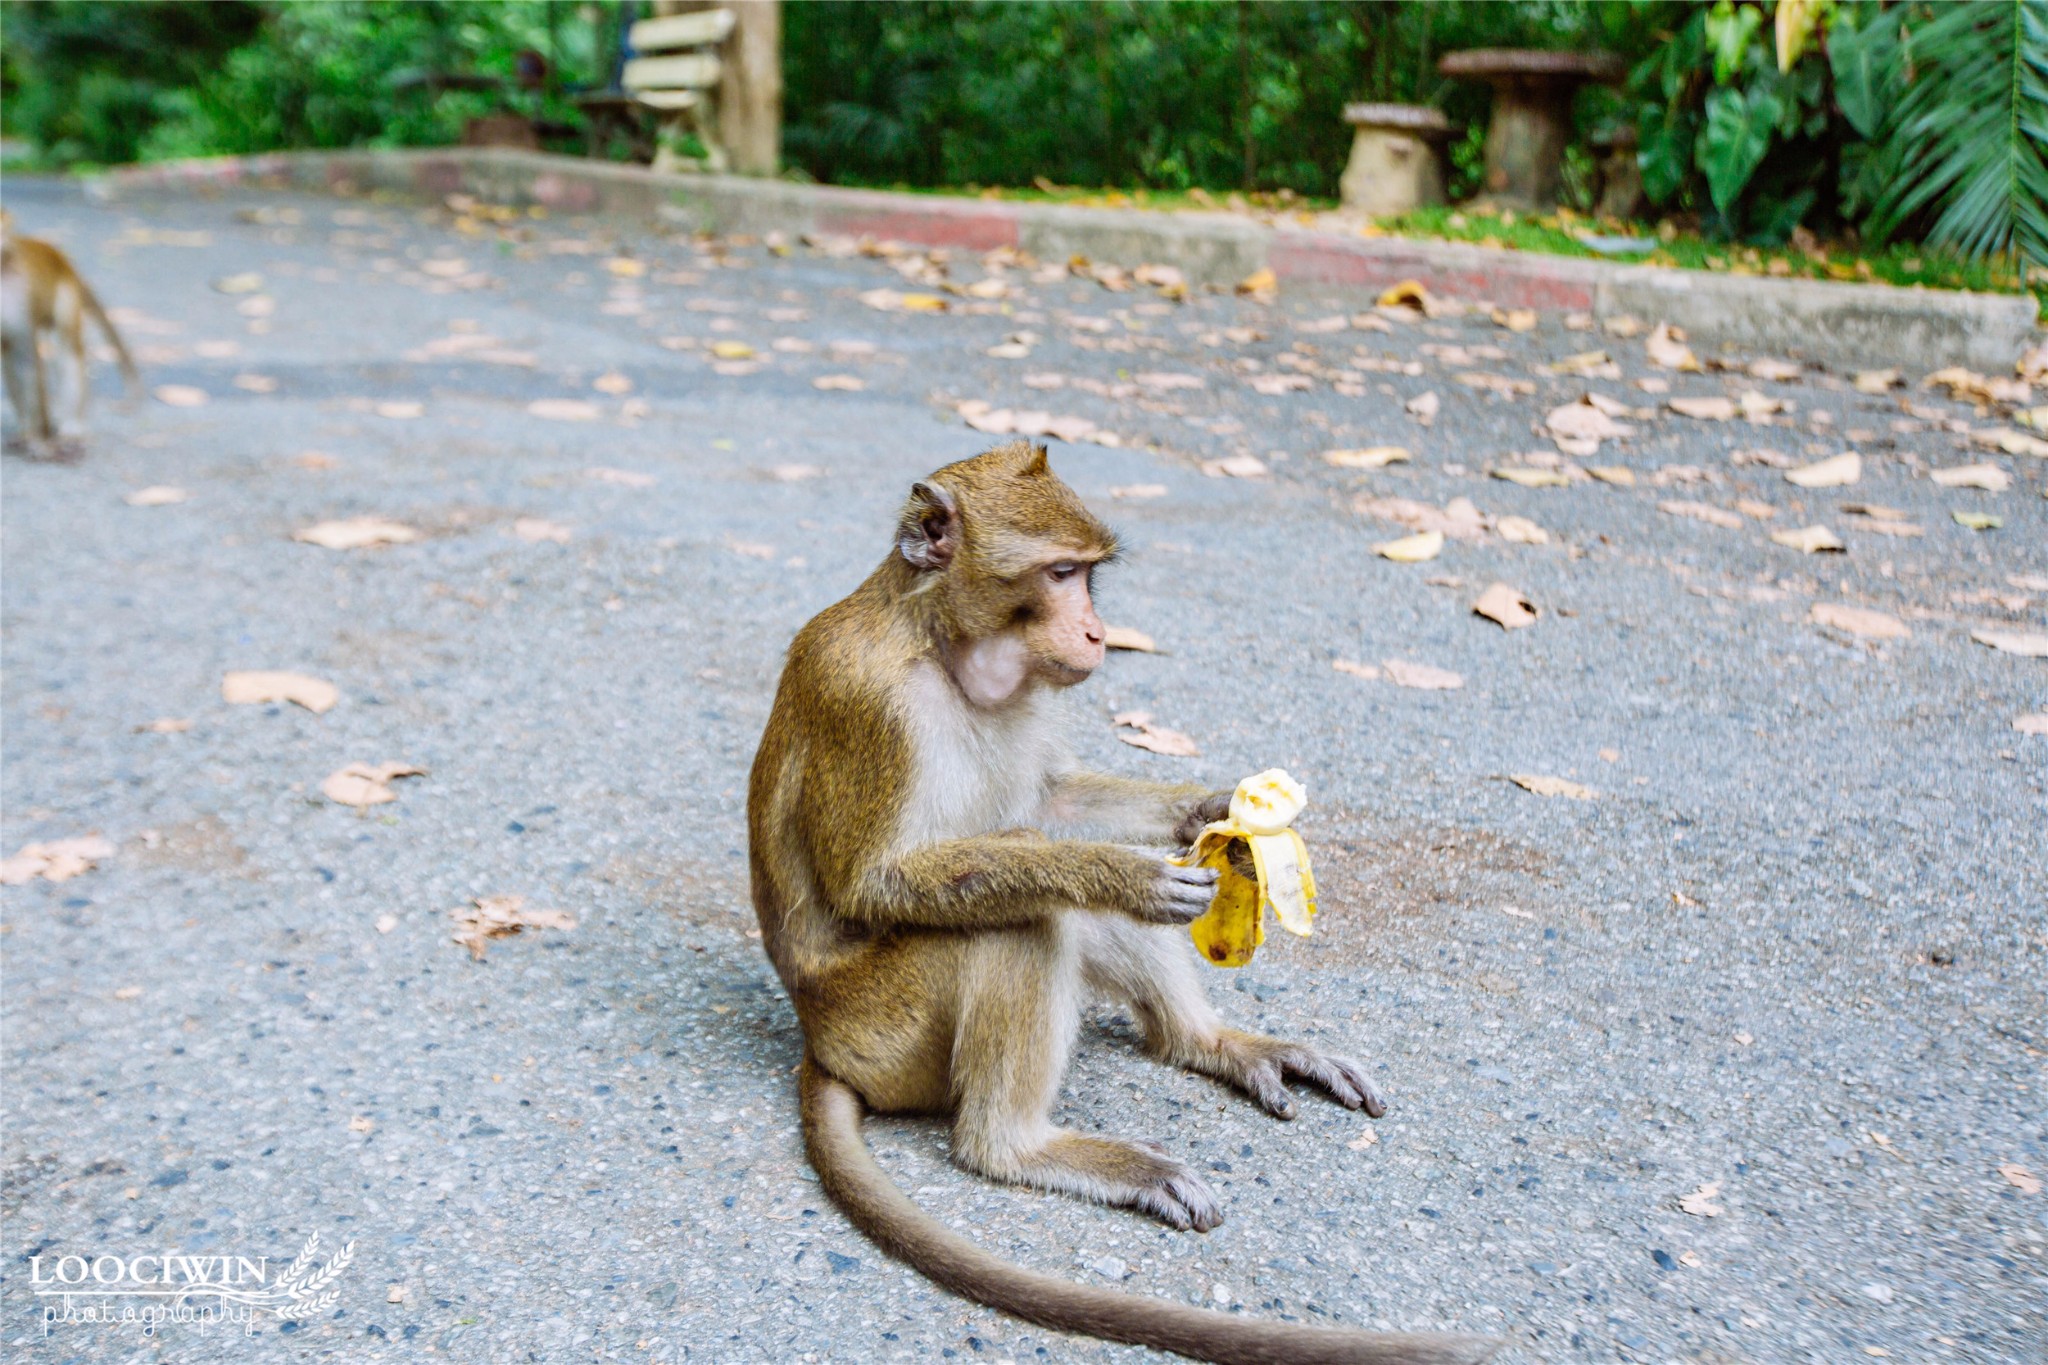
[1707,0,1764,85]
[1776,0,1830,73]
[1860,0,2048,271]
[1826,4,1897,137]
[1699,85,1781,211]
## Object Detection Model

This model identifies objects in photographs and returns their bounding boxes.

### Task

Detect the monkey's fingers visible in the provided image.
[1171,790,1234,846]
[1133,852,1219,925]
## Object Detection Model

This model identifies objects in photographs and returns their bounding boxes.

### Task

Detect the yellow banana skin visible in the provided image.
[1174,770,1318,968]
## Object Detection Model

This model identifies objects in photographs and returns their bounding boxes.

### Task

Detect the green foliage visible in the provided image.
[1837,0,2048,272]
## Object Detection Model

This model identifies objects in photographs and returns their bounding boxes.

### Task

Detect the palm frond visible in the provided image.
[1862,0,2048,271]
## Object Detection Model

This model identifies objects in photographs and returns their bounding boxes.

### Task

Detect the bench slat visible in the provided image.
[627,10,735,52]
[623,53,723,92]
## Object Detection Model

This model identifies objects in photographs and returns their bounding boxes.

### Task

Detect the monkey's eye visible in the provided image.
[1048,561,1081,582]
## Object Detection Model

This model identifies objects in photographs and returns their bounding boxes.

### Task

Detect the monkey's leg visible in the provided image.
[50,288,86,443]
[1080,916,1388,1120]
[0,333,35,449]
[949,920,1223,1232]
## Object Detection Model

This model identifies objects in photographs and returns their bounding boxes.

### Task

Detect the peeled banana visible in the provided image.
[1175,768,1318,968]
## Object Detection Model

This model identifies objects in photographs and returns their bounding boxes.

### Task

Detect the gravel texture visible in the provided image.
[3,176,2045,1364]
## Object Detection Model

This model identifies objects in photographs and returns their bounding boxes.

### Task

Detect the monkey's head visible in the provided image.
[895,442,1118,706]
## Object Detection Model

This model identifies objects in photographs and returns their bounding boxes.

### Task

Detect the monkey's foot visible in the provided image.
[972,1130,1223,1232]
[1189,1029,1388,1121]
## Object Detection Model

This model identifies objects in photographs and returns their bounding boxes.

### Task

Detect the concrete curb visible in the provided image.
[92,147,2040,373]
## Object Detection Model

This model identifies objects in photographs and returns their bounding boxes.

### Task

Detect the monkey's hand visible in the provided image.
[1125,849,1220,925]
[1170,791,1234,848]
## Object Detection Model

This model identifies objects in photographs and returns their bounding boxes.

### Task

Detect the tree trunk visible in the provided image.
[723,0,782,177]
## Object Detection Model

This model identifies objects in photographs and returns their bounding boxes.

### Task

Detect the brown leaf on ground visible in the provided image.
[1332,660,1381,680]
[1930,462,2011,491]
[1354,495,1486,540]
[1771,524,1845,553]
[1236,268,1277,300]
[1785,452,1862,487]
[1585,465,1636,485]
[1747,358,1803,382]
[1853,368,1901,394]
[1494,515,1550,545]
[1109,483,1166,499]
[1473,582,1538,629]
[1377,279,1434,314]
[1375,529,1445,562]
[1545,396,1635,446]
[591,371,634,395]
[1974,427,2048,458]
[1405,391,1440,425]
[1111,710,1201,757]
[2000,1163,2042,1194]
[153,384,208,408]
[2013,713,2048,736]
[1103,626,1156,653]
[137,717,192,734]
[1545,350,1621,379]
[1738,389,1790,420]
[1510,774,1595,799]
[526,398,602,421]
[1491,307,1538,333]
[1323,446,1411,469]
[769,463,825,483]
[0,834,116,886]
[222,670,339,713]
[1646,323,1701,371]
[1347,1128,1381,1151]
[2019,344,2048,384]
[1971,628,2048,656]
[1679,1182,1725,1217]
[512,517,573,544]
[1201,455,1269,479]
[374,401,423,419]
[1811,604,1907,639]
[1383,659,1464,690]
[293,517,420,550]
[450,894,576,960]
[1251,374,1312,395]
[1925,366,2029,405]
[812,374,865,391]
[1669,395,1738,421]
[124,486,189,506]
[1951,510,2002,531]
[322,761,427,809]
[1734,499,1778,520]
[1659,500,1743,530]
[1492,466,1572,488]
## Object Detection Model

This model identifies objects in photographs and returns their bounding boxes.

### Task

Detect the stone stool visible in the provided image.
[1339,103,1450,216]
[1437,49,1625,208]
[1591,124,1644,220]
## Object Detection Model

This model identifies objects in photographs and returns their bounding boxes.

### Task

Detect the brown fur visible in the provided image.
[747,443,1497,1363]
[0,212,138,453]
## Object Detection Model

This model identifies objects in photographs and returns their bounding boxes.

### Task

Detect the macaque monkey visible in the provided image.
[748,443,1494,1364]
[0,210,139,454]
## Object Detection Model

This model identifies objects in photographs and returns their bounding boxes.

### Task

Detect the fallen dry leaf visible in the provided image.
[812,374,865,391]
[591,371,634,395]
[1853,368,1901,394]
[124,485,189,507]
[1111,710,1201,757]
[1810,603,1907,640]
[1668,395,1738,421]
[1492,307,1537,333]
[153,384,208,408]
[1970,628,2048,656]
[512,517,573,544]
[1785,452,1862,488]
[1103,626,1156,653]
[1646,322,1700,371]
[1679,1182,1725,1217]
[1494,515,1549,545]
[1747,358,1803,382]
[1585,465,1636,486]
[1377,279,1433,313]
[1925,366,2028,405]
[222,670,339,713]
[1375,529,1444,563]
[1383,659,1464,690]
[1355,495,1486,540]
[1659,500,1743,530]
[1347,1129,1380,1152]
[322,761,427,809]
[293,517,420,550]
[1952,510,2002,530]
[1734,499,1778,520]
[137,717,192,734]
[2000,1163,2042,1194]
[1510,774,1595,800]
[1473,583,1537,630]
[1977,427,2048,458]
[859,288,948,313]
[1405,391,1440,425]
[374,401,423,420]
[527,398,602,422]
[1332,660,1381,680]
[0,834,116,886]
[1491,466,1571,489]
[1323,446,1412,470]
[1109,483,1166,499]
[730,541,776,560]
[1250,373,1313,396]
[1545,397,1634,446]
[769,463,824,483]
[233,373,277,393]
[212,271,263,294]
[1771,524,1845,553]
[1738,389,1790,420]
[711,340,757,360]
[1930,462,2011,491]
[2013,713,2048,736]
[450,894,576,960]
[1201,455,1269,479]
[1545,350,1621,379]
[1236,268,1278,299]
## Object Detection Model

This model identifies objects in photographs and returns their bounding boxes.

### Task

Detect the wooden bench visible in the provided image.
[623,7,735,171]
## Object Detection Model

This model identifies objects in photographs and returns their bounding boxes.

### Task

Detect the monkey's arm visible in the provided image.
[834,836,1215,933]
[1042,772,1228,845]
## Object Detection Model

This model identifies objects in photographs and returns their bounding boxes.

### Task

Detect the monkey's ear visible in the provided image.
[1021,444,1050,477]
[896,480,959,570]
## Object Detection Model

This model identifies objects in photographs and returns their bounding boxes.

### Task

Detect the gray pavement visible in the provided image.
[2,175,2044,1364]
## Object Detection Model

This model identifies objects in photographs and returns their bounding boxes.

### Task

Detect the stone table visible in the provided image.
[1438,48,1625,207]
[1338,103,1451,216]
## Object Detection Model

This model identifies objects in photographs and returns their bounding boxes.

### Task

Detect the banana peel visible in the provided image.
[1175,769,1318,967]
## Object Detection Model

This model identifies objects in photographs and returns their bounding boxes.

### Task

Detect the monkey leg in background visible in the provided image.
[0,218,139,452]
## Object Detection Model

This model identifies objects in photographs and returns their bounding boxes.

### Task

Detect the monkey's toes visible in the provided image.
[1137,1166,1223,1233]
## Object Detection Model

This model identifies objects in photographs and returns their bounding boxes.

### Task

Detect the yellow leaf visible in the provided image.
[222,670,339,713]
[1776,0,1824,72]
[1321,446,1411,469]
[1510,774,1596,800]
[1951,511,2002,530]
[1375,529,1444,562]
[1770,524,1844,553]
[1785,452,1861,488]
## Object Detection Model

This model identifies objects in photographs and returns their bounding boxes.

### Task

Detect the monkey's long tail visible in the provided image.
[800,1057,1499,1365]
[74,276,139,397]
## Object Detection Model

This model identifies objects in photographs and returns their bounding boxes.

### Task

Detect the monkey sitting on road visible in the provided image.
[748,442,1494,1364]
[0,210,139,456]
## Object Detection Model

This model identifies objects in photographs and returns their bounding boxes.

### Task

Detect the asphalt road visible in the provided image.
[2,175,2044,1365]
